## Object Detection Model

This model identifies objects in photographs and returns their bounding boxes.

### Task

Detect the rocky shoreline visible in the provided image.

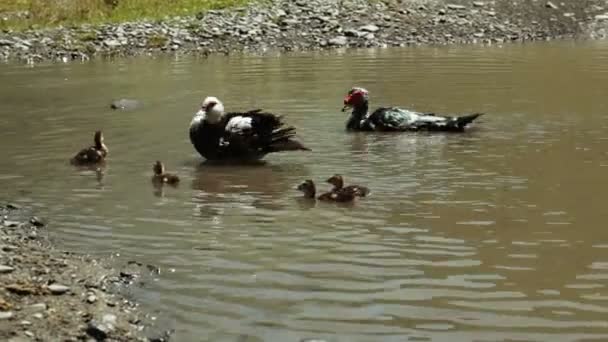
[0,204,171,341]
[1,0,608,64]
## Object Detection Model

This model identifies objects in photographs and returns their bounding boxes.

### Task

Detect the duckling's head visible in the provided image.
[326,174,344,189]
[201,96,225,124]
[297,179,316,198]
[153,161,165,175]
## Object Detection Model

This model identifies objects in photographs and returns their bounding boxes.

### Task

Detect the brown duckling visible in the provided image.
[297,179,355,203]
[71,131,108,165]
[151,161,180,185]
[326,174,370,197]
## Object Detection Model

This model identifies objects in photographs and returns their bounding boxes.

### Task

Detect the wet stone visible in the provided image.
[48,284,70,295]
[0,265,15,274]
[359,24,379,32]
[328,36,347,46]
[0,311,13,320]
[447,4,467,10]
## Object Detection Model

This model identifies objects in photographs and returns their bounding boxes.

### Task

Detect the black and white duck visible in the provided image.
[189,96,310,162]
[326,174,370,197]
[342,87,483,132]
[151,161,180,185]
[297,179,356,203]
[70,130,108,165]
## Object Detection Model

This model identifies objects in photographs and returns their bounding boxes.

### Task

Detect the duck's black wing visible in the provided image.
[218,109,310,159]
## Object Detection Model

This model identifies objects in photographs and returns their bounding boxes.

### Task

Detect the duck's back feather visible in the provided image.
[366,107,482,132]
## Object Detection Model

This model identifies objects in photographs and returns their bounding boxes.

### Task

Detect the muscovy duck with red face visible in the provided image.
[342,87,483,132]
[189,96,310,161]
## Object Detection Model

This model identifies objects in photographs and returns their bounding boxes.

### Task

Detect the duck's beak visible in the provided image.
[342,94,352,112]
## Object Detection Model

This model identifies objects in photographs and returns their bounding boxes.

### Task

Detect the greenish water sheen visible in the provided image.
[2,41,608,341]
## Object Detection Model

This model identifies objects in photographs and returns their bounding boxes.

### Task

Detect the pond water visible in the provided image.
[1,41,608,341]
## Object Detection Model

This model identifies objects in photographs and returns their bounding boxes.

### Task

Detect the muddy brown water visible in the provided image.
[2,41,608,341]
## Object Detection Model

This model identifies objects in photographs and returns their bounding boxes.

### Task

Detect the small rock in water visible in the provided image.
[20,320,32,326]
[110,98,141,111]
[29,217,45,227]
[595,14,608,21]
[0,311,13,320]
[33,313,43,319]
[473,1,485,7]
[87,294,97,303]
[3,220,20,227]
[545,1,558,9]
[48,284,70,295]
[24,331,34,338]
[0,265,15,274]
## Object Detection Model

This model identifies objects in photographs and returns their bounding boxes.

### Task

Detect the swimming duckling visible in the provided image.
[297,179,355,203]
[151,161,180,185]
[70,131,108,165]
[326,174,370,197]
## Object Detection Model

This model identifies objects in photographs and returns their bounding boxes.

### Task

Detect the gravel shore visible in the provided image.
[0,204,171,341]
[1,0,607,64]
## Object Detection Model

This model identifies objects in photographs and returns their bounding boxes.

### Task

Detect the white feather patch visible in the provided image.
[225,116,253,134]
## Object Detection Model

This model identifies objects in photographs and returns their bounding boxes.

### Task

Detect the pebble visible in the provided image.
[359,24,379,32]
[87,294,97,303]
[24,331,34,338]
[29,216,45,227]
[0,311,14,320]
[48,284,70,295]
[447,4,467,10]
[110,98,141,110]
[20,320,32,326]
[328,36,347,46]
[3,220,20,227]
[33,313,43,319]
[546,1,558,9]
[103,313,117,325]
[0,265,15,273]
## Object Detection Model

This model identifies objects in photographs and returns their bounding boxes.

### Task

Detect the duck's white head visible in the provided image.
[201,96,225,124]
[191,96,225,128]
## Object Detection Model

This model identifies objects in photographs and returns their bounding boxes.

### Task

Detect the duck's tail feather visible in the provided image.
[455,113,484,129]
[267,126,311,152]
